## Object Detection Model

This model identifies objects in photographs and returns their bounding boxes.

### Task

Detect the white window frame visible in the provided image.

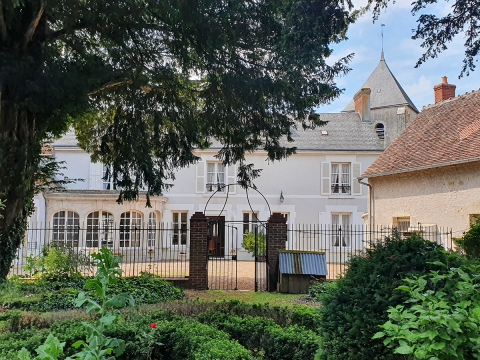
[206,162,226,193]
[243,212,260,236]
[86,211,114,248]
[102,165,114,190]
[331,213,351,247]
[52,211,80,247]
[331,163,351,195]
[148,212,157,247]
[172,212,188,246]
[119,211,142,248]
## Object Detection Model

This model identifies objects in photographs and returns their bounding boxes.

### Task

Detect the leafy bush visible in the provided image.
[109,273,185,304]
[241,231,266,255]
[24,244,93,280]
[374,263,480,359]
[197,312,321,360]
[308,281,337,302]
[456,218,480,259]
[2,273,184,312]
[318,234,464,360]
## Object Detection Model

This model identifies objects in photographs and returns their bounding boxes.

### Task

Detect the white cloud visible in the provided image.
[403,75,433,104]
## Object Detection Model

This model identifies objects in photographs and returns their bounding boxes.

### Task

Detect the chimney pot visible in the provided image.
[434,77,456,104]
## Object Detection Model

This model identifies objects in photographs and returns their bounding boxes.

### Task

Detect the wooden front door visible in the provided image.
[207,216,225,257]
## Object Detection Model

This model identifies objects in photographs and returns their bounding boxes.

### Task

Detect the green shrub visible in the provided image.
[24,243,93,280]
[318,234,464,360]
[197,312,321,360]
[109,272,185,304]
[308,281,337,302]
[374,263,480,359]
[242,231,266,255]
[456,218,480,259]
[2,273,184,312]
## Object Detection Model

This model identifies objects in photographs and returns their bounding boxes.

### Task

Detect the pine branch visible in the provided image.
[23,1,45,51]
[88,80,132,96]
[45,21,89,43]
[0,0,7,42]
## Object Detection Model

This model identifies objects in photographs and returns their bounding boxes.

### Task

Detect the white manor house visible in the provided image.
[26,54,418,264]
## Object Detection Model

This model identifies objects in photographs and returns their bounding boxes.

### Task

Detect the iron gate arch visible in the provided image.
[204,182,270,291]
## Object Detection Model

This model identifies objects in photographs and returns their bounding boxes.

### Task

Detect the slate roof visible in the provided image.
[281,113,384,151]
[343,53,419,113]
[52,129,78,146]
[362,90,480,178]
[55,113,385,152]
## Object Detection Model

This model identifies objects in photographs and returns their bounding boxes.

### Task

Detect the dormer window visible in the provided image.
[375,123,385,140]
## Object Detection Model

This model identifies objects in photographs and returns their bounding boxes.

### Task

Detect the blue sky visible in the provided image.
[318,0,480,113]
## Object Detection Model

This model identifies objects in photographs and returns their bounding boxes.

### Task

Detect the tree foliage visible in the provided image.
[367,0,480,77]
[0,0,357,279]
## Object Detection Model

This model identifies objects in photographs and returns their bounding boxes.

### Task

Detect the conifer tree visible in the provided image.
[0,0,355,279]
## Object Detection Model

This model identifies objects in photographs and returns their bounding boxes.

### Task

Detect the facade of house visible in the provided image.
[26,54,418,263]
[361,77,480,241]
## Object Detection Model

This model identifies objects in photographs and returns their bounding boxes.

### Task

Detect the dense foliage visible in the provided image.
[375,263,480,359]
[25,244,94,280]
[317,234,463,360]
[367,0,480,76]
[0,0,357,280]
[456,218,480,259]
[0,301,322,359]
[1,273,184,312]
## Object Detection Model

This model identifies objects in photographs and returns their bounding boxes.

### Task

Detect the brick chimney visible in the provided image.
[434,76,456,104]
[354,88,371,123]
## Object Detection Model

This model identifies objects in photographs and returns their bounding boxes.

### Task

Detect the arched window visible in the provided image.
[375,123,385,140]
[148,212,157,247]
[52,211,80,247]
[86,211,114,248]
[120,211,142,248]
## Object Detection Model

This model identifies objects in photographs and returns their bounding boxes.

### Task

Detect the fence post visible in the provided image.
[189,212,208,290]
[267,213,287,292]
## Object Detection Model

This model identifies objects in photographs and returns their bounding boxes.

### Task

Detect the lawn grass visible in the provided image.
[184,289,307,307]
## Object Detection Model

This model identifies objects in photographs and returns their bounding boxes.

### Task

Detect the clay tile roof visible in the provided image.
[362,90,480,178]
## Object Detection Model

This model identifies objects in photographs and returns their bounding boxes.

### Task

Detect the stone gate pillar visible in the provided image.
[267,213,287,292]
[189,212,208,290]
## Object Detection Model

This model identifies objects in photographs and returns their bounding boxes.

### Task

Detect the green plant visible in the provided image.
[17,248,135,360]
[457,218,480,259]
[374,263,480,359]
[69,248,135,360]
[318,233,465,360]
[16,334,65,360]
[308,281,337,302]
[241,231,266,256]
[197,312,321,360]
[25,244,93,280]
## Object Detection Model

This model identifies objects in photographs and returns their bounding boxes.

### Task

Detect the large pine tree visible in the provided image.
[0,0,355,279]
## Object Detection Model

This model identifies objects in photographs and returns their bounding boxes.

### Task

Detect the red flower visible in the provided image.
[150,323,157,329]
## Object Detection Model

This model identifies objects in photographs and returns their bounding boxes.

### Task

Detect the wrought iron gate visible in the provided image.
[206,220,268,291]
[254,225,268,292]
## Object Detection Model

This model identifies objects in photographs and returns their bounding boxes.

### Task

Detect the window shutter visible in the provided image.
[352,162,362,195]
[89,162,103,190]
[321,162,330,195]
[227,164,236,194]
[195,160,205,193]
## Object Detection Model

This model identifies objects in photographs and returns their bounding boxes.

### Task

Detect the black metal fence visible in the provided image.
[10,224,190,279]
[287,224,457,280]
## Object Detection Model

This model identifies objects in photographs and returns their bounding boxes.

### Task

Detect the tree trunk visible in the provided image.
[0,102,40,280]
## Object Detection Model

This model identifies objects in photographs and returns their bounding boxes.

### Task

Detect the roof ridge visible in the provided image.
[421,88,480,111]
